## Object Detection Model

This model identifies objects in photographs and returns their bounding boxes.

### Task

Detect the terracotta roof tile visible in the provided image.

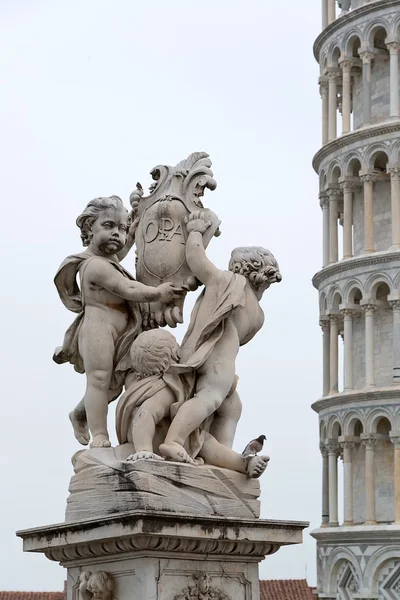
[1,581,314,600]
[0,593,65,600]
[260,579,315,600]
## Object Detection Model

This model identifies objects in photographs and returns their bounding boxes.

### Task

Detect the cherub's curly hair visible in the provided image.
[229,246,281,289]
[76,196,129,246]
[130,330,180,380]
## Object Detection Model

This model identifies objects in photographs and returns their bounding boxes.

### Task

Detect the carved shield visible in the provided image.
[137,196,189,284]
[132,152,220,327]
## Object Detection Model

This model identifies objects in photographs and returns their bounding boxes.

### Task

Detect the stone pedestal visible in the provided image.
[17,511,307,600]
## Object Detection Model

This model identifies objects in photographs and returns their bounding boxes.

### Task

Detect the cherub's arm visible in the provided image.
[185,214,221,286]
[87,259,182,303]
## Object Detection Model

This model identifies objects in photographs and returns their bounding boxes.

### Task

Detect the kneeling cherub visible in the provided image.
[116,329,268,478]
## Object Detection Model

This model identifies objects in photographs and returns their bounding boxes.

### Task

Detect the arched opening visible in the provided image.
[372,151,389,174]
[320,170,327,193]
[347,416,363,437]
[371,27,389,55]
[376,417,391,436]
[331,291,342,312]
[331,46,341,69]
[320,421,327,444]
[370,26,390,123]
[346,35,361,59]
[350,288,362,305]
[368,151,390,252]
[346,158,361,178]
[374,282,390,303]
[332,421,342,440]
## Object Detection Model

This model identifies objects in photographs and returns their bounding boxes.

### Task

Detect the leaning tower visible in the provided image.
[312,0,400,597]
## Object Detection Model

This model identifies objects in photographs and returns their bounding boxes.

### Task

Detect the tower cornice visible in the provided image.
[312,386,400,414]
[312,121,400,174]
[313,0,400,62]
[312,250,400,290]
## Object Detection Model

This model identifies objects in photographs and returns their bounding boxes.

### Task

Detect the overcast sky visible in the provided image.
[1,0,325,590]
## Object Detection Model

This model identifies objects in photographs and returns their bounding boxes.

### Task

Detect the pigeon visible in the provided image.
[242,435,267,457]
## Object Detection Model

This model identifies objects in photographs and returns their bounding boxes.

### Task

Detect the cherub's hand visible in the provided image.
[185,211,212,235]
[157,282,185,303]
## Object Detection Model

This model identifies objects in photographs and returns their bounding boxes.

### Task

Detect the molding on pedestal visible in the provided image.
[17,511,308,566]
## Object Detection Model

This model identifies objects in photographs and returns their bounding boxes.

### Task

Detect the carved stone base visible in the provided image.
[17,512,307,600]
[66,447,262,522]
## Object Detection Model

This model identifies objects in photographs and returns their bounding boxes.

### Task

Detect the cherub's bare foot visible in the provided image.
[159,442,196,465]
[69,410,90,446]
[125,451,165,462]
[90,434,111,448]
[247,455,270,479]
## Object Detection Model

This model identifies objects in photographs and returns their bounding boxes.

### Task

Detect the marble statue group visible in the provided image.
[53,152,281,481]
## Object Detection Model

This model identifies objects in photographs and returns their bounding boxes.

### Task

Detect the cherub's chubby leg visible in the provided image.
[160,321,239,461]
[70,388,121,446]
[210,389,242,448]
[79,323,115,448]
[199,433,270,479]
[125,388,175,462]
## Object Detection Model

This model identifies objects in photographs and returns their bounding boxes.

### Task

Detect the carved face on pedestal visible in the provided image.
[86,572,115,600]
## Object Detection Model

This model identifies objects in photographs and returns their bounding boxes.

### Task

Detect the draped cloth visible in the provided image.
[53,249,142,390]
[168,270,247,375]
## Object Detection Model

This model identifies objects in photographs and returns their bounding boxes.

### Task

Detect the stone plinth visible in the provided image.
[66,450,261,522]
[17,512,307,600]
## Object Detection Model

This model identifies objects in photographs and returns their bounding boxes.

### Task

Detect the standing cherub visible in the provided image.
[160,211,281,463]
[54,195,182,448]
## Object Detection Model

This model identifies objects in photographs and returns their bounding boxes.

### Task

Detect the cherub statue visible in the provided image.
[159,211,281,464]
[116,329,269,477]
[54,195,183,448]
[116,329,182,461]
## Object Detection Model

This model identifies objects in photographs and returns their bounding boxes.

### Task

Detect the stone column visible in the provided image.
[339,0,351,13]
[390,300,400,383]
[363,435,377,524]
[341,308,354,391]
[321,319,330,396]
[320,194,330,266]
[387,42,400,118]
[390,435,400,523]
[321,0,328,29]
[388,167,400,250]
[329,315,339,394]
[328,188,340,263]
[341,440,355,525]
[359,51,374,126]
[360,172,377,253]
[362,303,376,387]
[320,444,329,526]
[327,0,335,24]
[340,179,357,259]
[319,77,329,145]
[340,59,353,134]
[327,443,339,526]
[327,71,339,141]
